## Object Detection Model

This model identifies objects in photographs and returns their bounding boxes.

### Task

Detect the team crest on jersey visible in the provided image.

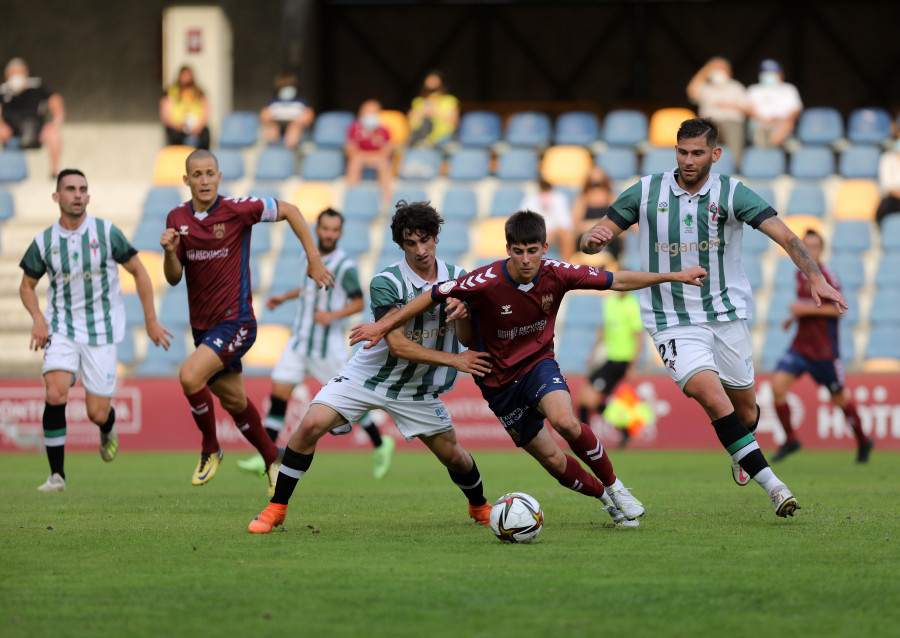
[707,202,719,221]
[89,238,100,256]
[682,213,695,234]
[438,281,456,294]
[213,223,226,239]
[657,201,669,213]
[541,294,554,311]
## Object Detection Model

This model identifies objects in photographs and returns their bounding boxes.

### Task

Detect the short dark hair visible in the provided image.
[185,148,218,173]
[677,117,719,148]
[317,207,344,227]
[804,228,824,246]
[505,210,546,246]
[391,200,443,247]
[56,169,86,191]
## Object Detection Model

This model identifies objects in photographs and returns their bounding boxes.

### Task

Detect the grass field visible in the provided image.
[2,448,898,638]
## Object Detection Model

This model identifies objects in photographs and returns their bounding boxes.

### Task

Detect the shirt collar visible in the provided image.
[501,258,539,291]
[668,170,714,198]
[56,214,92,238]
[190,195,221,217]
[399,256,447,289]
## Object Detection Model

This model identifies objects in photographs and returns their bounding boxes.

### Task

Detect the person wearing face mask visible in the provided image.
[345,100,393,205]
[746,59,803,148]
[260,72,314,149]
[686,57,748,165]
[159,65,211,149]
[875,136,900,228]
[407,71,459,147]
[0,57,65,178]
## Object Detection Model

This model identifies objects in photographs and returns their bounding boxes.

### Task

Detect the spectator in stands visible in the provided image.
[0,57,65,177]
[746,59,802,148]
[686,57,748,165]
[160,65,210,149]
[408,71,459,147]
[571,166,621,260]
[345,99,393,205]
[259,72,314,150]
[520,178,575,260]
[876,135,900,227]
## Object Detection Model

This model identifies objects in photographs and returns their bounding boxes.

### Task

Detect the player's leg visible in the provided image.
[769,367,802,461]
[283,118,304,149]
[819,357,874,462]
[576,367,605,424]
[38,369,73,491]
[79,342,119,462]
[237,378,294,476]
[179,344,227,485]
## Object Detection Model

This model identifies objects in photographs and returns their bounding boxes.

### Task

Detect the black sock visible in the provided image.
[43,402,67,479]
[265,396,288,443]
[712,410,769,477]
[358,413,382,447]
[448,456,487,506]
[578,405,590,424]
[99,406,116,434]
[271,447,314,505]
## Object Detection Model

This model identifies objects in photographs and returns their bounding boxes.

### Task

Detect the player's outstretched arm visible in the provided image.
[349,292,438,349]
[278,201,335,290]
[384,329,492,377]
[266,288,301,310]
[580,217,624,254]
[19,273,48,351]
[122,255,173,350]
[160,228,183,286]
[611,266,707,291]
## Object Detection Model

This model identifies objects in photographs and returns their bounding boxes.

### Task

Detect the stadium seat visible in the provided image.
[439,221,470,258]
[563,293,605,329]
[152,146,193,185]
[130,220,165,252]
[289,183,334,218]
[772,258,799,289]
[458,111,502,148]
[640,147,676,175]
[541,145,592,186]
[779,216,824,249]
[158,289,191,328]
[490,186,524,218]
[254,147,297,181]
[865,327,900,360]
[602,109,648,147]
[122,294,145,328]
[839,325,856,363]
[398,147,441,180]
[392,187,429,209]
[868,290,900,328]
[214,147,244,181]
[553,111,600,146]
[714,146,736,176]
[117,331,136,366]
[248,185,282,200]
[594,148,637,180]
[882,216,900,250]
[448,148,490,181]
[829,254,865,290]
[474,218,509,258]
[137,334,188,377]
[785,183,825,217]
[840,288,861,326]
[862,357,900,372]
[831,220,872,254]
[142,186,182,223]
[271,253,308,290]
[219,111,259,148]
[0,188,14,221]
[250,223,272,254]
[742,258,763,288]
[796,107,844,146]
[875,254,900,289]
[312,111,355,148]
[740,147,785,180]
[118,250,166,293]
[832,179,880,220]
[838,145,880,179]
[0,149,27,182]
[496,148,538,181]
[243,325,292,375]
[742,228,771,255]
[505,111,552,148]
[339,220,371,255]
[261,300,296,326]
[379,109,409,146]
[442,187,478,221]
[789,146,834,179]
[761,326,794,371]
[555,326,597,374]
[847,107,891,145]
[648,107,696,147]
[343,186,381,222]
[300,148,345,181]
[749,184,776,209]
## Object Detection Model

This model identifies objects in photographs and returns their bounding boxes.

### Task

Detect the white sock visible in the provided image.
[752,467,783,494]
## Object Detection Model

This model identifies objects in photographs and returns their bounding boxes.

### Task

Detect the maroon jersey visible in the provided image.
[790,263,841,360]
[432,259,613,394]
[166,195,278,330]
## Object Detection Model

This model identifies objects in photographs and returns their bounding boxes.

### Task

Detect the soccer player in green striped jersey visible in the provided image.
[19,169,173,492]
[581,117,847,517]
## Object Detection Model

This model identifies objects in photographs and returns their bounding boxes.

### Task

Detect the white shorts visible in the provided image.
[652,320,755,392]
[271,341,344,386]
[312,377,454,442]
[43,333,118,398]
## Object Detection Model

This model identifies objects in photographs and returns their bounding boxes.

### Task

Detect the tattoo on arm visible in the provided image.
[787,236,822,278]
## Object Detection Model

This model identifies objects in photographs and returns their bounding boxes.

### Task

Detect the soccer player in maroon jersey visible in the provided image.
[160,149,334,491]
[770,230,873,463]
[351,210,707,526]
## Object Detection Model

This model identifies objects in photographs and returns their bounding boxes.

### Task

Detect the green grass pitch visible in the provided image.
[2,449,898,638]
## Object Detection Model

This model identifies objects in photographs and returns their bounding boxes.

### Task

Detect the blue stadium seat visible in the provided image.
[215,147,245,181]
[131,220,164,251]
[840,288,861,326]
[786,183,825,217]
[767,288,796,326]
[748,184,776,208]
[392,187,429,208]
[442,187,478,220]
[122,294,145,328]
[270,253,308,291]
[490,186,524,217]
[831,220,872,253]
[869,290,900,328]
[882,216,900,251]
[505,111,552,148]
[439,221,470,257]
[640,147,675,174]
[602,110,648,147]
[715,146,736,176]
[773,258,798,289]
[398,148,441,180]
[137,335,187,377]
[742,229,771,255]
[159,289,191,328]
[595,148,637,180]
[554,111,600,146]
[865,326,900,359]
[312,111,355,148]
[742,258,763,288]
[789,146,834,179]
[219,111,259,148]
[496,148,538,181]
[248,185,282,200]
[564,294,604,329]
[796,107,844,146]
[555,326,597,374]
[118,331,136,366]
[838,145,880,179]
[875,254,900,289]
[458,111,502,148]
[839,325,855,363]
[250,223,271,254]
[301,148,345,181]
[254,147,296,180]
[262,300,296,326]
[0,189,14,221]
[829,254,865,290]
[143,186,182,223]
[847,108,891,145]
[761,328,794,371]
[339,221,371,255]
[448,148,490,181]
[343,186,380,222]
[0,150,27,182]
[740,148,785,180]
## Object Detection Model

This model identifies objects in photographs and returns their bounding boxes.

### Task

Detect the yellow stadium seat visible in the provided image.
[380,110,410,146]
[119,250,167,293]
[779,215,825,255]
[541,145,593,186]
[474,218,509,259]
[648,108,697,147]
[862,357,900,373]
[569,250,618,271]
[290,182,335,217]
[152,145,194,186]
[833,179,880,220]
[243,324,291,369]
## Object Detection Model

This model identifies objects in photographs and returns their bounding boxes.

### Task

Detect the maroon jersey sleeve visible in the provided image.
[548,261,614,292]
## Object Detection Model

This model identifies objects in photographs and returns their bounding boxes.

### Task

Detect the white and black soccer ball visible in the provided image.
[490,492,543,543]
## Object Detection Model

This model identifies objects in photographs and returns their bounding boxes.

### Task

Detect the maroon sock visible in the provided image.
[187,387,218,453]
[230,400,278,466]
[569,422,616,487]
[549,454,606,498]
[841,403,866,444]
[774,402,796,442]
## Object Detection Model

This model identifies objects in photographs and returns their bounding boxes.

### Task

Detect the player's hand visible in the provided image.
[581,225,613,254]
[349,321,386,349]
[314,309,336,326]
[307,261,335,290]
[160,228,180,253]
[452,349,493,377]
[810,276,848,314]
[29,317,49,351]
[674,266,707,287]
[445,297,468,322]
[781,318,794,331]
[146,318,173,351]
[265,295,283,311]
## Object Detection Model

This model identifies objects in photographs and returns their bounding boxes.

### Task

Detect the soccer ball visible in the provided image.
[490,492,543,543]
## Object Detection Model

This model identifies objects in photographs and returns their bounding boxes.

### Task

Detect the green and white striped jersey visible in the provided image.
[608,171,774,334]
[19,214,136,345]
[341,258,465,400]
[287,247,362,361]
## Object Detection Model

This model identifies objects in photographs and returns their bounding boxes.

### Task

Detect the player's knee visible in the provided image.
[87,405,109,426]
[45,386,68,405]
[550,416,581,441]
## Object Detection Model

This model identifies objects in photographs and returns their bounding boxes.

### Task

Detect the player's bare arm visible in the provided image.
[314,296,365,326]
[121,255,173,350]
[19,273,48,351]
[278,201,335,290]
[160,228,183,285]
[266,288,300,310]
[381,312,491,377]
[580,216,624,254]
[758,217,847,312]
[349,291,438,348]
[444,297,469,323]
[610,266,707,291]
